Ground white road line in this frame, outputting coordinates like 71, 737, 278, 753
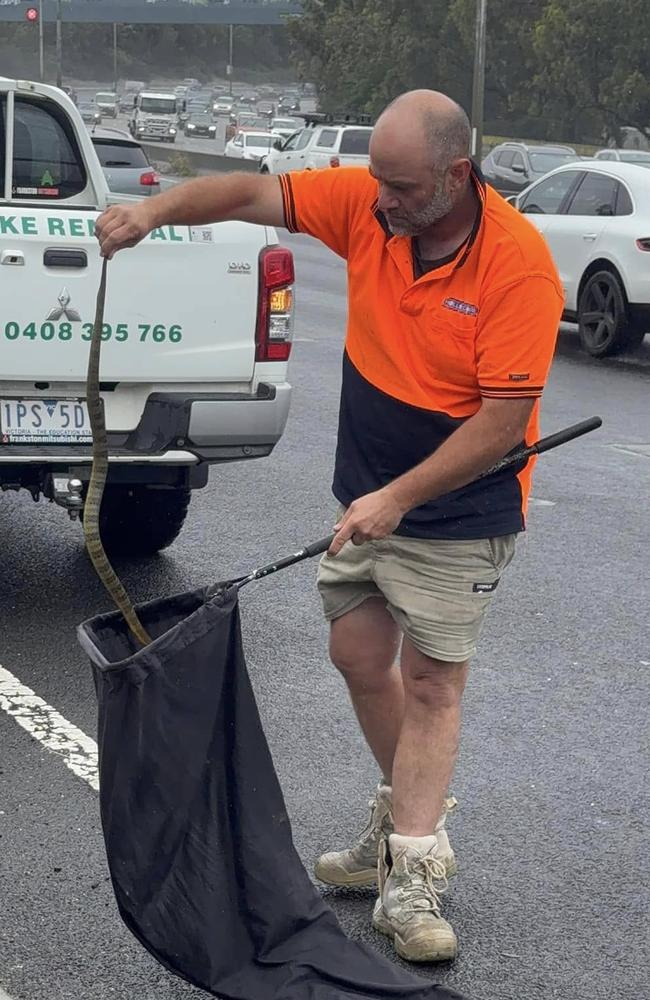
0, 988, 16, 1000
0, 665, 98, 792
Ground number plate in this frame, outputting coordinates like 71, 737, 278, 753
0, 399, 91, 444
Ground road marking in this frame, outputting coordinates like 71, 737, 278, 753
0, 665, 98, 792
610, 443, 650, 459
528, 497, 556, 507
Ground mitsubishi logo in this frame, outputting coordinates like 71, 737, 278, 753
46, 287, 81, 322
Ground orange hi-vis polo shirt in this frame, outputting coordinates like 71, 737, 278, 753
279, 165, 564, 539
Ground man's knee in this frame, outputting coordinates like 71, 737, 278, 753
329, 598, 400, 682
401, 641, 468, 708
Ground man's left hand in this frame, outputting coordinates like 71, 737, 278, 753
328, 489, 405, 557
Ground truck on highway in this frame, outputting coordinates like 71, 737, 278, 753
129, 91, 182, 144
0, 78, 295, 556
95, 91, 119, 119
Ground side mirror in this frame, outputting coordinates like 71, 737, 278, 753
273, 139, 283, 151
133, 97, 138, 109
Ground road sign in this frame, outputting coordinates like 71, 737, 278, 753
25, 6, 38, 22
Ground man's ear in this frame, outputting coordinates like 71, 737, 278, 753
447, 158, 472, 191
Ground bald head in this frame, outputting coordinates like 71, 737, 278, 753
368, 91, 474, 238
372, 90, 471, 173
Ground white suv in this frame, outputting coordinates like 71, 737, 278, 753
512, 160, 650, 357
260, 115, 373, 174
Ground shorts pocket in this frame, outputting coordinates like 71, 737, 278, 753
486, 535, 517, 573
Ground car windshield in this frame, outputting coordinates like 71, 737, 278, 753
245, 134, 273, 149
618, 151, 650, 164
140, 98, 176, 114
93, 140, 149, 169
96, 93, 116, 104
189, 113, 211, 122
273, 119, 300, 130
529, 151, 577, 173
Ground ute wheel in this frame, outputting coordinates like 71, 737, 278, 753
83, 485, 191, 557
578, 269, 647, 357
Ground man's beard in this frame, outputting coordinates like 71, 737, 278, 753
386, 186, 454, 237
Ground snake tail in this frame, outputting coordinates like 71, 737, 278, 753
83, 258, 152, 648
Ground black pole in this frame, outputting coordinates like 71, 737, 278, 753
55, 0, 62, 89
470, 0, 488, 159
38, 0, 44, 81
228, 24, 234, 96
113, 23, 118, 94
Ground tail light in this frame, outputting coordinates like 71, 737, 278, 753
140, 170, 160, 187
256, 247, 295, 362
636, 238, 650, 252
330, 156, 340, 168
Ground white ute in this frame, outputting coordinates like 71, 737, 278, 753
0, 78, 295, 556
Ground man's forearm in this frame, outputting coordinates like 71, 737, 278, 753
385, 403, 529, 515
143, 174, 267, 229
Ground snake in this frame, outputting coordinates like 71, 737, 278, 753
83, 258, 152, 648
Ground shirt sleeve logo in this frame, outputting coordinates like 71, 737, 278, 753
508, 373, 530, 382
443, 297, 478, 317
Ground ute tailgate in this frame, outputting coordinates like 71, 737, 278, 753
0, 207, 261, 383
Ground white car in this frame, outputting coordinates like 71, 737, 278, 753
511, 160, 650, 357
259, 120, 373, 175
594, 149, 650, 168
270, 117, 305, 142
225, 130, 275, 161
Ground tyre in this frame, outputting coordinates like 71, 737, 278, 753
259, 165, 269, 174
84, 485, 191, 557
578, 269, 647, 358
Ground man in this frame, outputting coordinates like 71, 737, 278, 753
96, 90, 563, 965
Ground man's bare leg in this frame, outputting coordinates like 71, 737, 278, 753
329, 598, 403, 782
391, 638, 468, 836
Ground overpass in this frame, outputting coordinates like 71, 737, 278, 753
0, 0, 303, 25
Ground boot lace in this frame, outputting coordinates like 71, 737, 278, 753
358, 797, 382, 848
398, 854, 448, 915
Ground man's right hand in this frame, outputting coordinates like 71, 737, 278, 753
95, 202, 155, 259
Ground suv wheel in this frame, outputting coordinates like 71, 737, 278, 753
83, 485, 191, 557
578, 269, 646, 357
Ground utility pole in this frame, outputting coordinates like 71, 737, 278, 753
470, 0, 488, 160
113, 23, 118, 94
38, 0, 44, 81
228, 23, 233, 96
56, 0, 62, 89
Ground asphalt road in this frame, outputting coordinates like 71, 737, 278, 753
1, 233, 649, 1000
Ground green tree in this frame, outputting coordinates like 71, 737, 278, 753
289, 0, 468, 118
530, 0, 650, 143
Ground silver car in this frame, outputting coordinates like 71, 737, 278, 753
91, 127, 160, 197
79, 101, 102, 127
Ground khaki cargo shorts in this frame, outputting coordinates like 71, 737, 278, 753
317, 527, 516, 663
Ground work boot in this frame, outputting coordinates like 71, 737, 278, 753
314, 785, 457, 887
372, 833, 458, 963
